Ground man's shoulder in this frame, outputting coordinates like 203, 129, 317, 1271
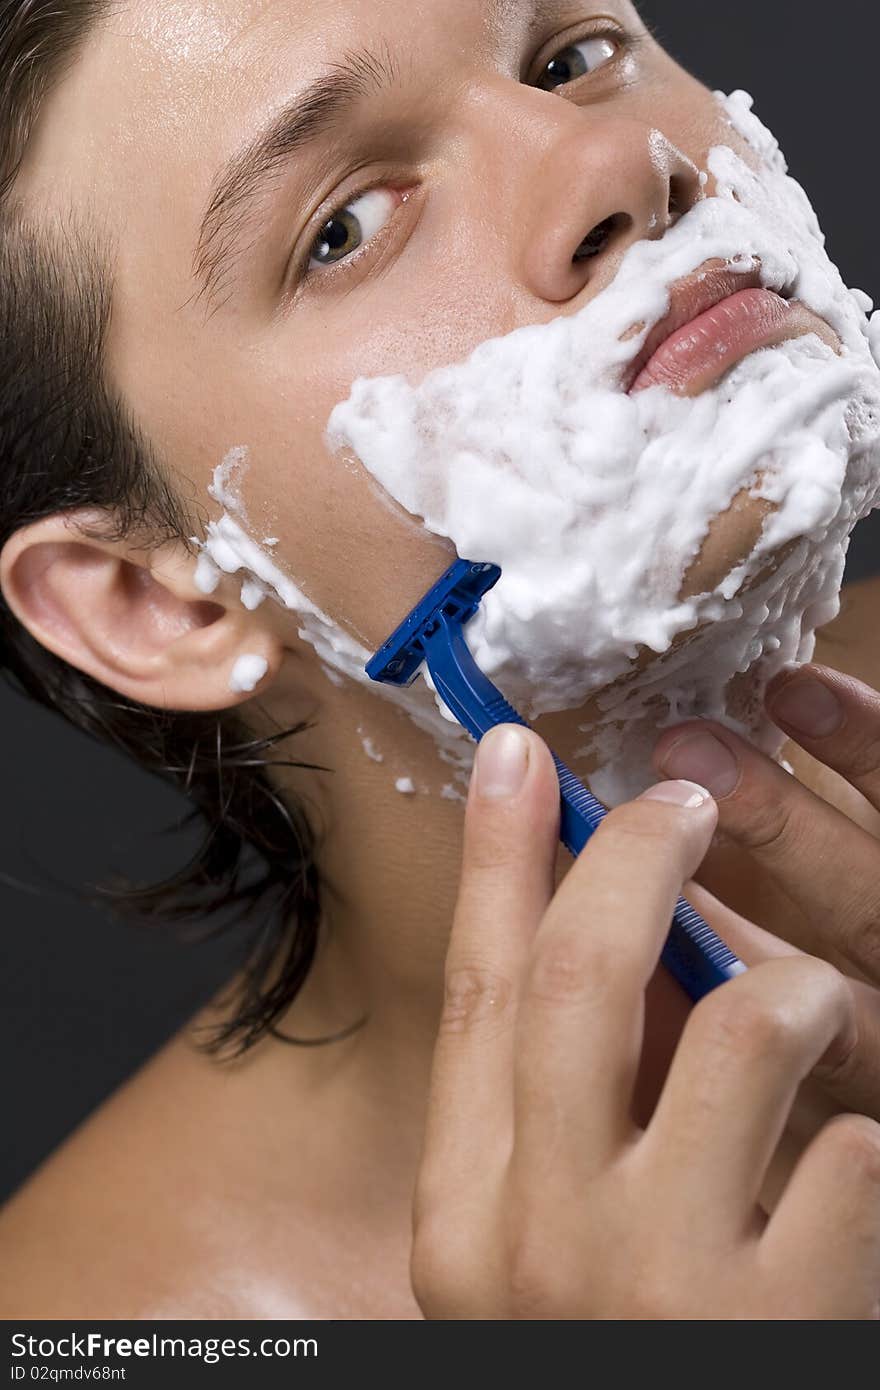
0, 1033, 233, 1317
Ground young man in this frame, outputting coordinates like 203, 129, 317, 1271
1, 0, 879, 1317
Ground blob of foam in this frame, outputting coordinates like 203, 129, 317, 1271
228, 654, 269, 694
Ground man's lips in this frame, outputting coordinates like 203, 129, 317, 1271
623, 264, 836, 397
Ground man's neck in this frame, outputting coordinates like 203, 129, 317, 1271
238, 639, 778, 1080
253, 664, 474, 1059
243, 652, 657, 1060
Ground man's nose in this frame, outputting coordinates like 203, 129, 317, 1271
514, 112, 703, 305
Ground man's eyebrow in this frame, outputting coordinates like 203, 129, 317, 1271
192, 41, 400, 309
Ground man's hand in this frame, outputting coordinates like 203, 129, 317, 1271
411, 725, 880, 1320
654, 663, 880, 1119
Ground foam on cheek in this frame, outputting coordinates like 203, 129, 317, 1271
192, 449, 474, 779
325, 90, 880, 802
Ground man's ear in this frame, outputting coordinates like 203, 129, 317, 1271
0, 509, 284, 711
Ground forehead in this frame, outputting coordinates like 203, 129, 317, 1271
22, 0, 643, 176
16, 0, 643, 284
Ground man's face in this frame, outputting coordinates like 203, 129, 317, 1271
17, 0, 748, 656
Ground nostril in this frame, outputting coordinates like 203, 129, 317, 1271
667, 175, 691, 226
573, 212, 631, 264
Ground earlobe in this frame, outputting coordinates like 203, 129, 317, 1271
0, 511, 282, 712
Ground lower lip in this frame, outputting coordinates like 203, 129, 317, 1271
629, 288, 795, 396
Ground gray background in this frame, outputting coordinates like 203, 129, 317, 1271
1, 0, 878, 1203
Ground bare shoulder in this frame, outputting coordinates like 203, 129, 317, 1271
0, 1031, 255, 1318
0, 1019, 420, 1320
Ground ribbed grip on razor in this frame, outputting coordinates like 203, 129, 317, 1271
553, 754, 740, 999
553, 758, 608, 846
663, 895, 745, 993
463, 686, 740, 997
481, 691, 530, 732
418, 594, 743, 1004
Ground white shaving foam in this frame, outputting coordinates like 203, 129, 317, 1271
325, 91, 880, 802
228, 654, 269, 694
192, 448, 472, 760
358, 729, 385, 763
441, 783, 466, 803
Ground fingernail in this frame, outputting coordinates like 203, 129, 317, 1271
769, 677, 843, 738
659, 731, 740, 800
640, 780, 713, 809
476, 726, 530, 800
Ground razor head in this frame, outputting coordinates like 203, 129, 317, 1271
367, 559, 501, 687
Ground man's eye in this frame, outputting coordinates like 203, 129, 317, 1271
536, 35, 619, 92
309, 188, 398, 270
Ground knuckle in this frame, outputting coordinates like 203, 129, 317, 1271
803, 954, 847, 991
789, 954, 849, 1010
820, 1114, 880, 1186
840, 729, 880, 783
736, 797, 798, 856
439, 964, 514, 1035
528, 931, 606, 1007
844, 902, 880, 967
695, 986, 797, 1060
693, 959, 850, 1064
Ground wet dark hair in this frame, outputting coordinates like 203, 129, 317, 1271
0, 1, 349, 1054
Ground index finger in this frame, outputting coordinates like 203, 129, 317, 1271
513, 783, 719, 1181
416, 726, 560, 1210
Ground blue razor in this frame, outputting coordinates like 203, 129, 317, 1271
367, 558, 745, 1003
